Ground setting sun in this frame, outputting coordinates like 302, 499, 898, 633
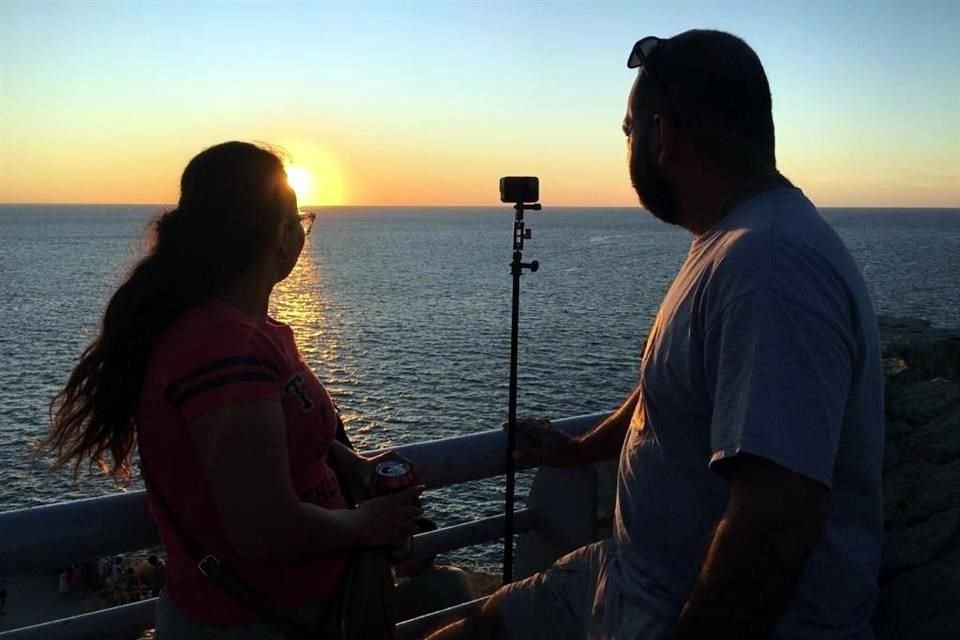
276, 141, 349, 206
285, 165, 313, 204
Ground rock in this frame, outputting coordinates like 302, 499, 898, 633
882, 356, 907, 377
885, 378, 960, 425
877, 316, 936, 343
881, 508, 960, 575
874, 317, 960, 638
884, 458, 960, 528
875, 550, 960, 640
905, 407, 960, 464
462, 570, 501, 599
884, 419, 916, 441
882, 442, 904, 474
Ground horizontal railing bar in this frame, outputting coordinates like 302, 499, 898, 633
397, 596, 488, 640
0, 599, 156, 639
0, 595, 490, 640
0, 491, 158, 575
1, 412, 609, 575
402, 509, 535, 563
386, 412, 608, 489
0, 511, 533, 638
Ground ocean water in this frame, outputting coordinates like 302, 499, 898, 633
2, 204, 959, 569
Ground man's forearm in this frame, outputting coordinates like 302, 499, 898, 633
575, 385, 640, 463
670, 508, 821, 639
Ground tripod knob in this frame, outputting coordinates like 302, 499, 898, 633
523, 260, 539, 273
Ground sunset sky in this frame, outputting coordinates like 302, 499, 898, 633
1, 0, 957, 207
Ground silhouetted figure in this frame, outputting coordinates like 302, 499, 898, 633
58, 568, 69, 595
428, 29, 883, 640
147, 554, 166, 597
394, 518, 473, 619
40, 141, 424, 638
110, 557, 124, 589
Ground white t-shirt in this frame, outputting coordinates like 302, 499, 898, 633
614, 185, 883, 639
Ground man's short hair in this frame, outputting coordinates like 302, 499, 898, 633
636, 30, 776, 170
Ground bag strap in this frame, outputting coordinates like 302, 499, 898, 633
329, 413, 358, 508
138, 450, 321, 640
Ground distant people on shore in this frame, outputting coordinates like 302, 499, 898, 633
394, 518, 473, 619
98, 557, 111, 588
147, 555, 165, 598
86, 555, 162, 605
40, 141, 423, 638
57, 568, 69, 596
111, 557, 124, 588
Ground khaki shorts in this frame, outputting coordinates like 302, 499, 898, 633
499, 540, 671, 640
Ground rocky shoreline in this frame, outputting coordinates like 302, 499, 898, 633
875, 315, 960, 639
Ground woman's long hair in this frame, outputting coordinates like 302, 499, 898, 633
41, 141, 291, 482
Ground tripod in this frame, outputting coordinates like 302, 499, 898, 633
503, 200, 541, 584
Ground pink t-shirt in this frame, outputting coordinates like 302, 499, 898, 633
137, 299, 347, 623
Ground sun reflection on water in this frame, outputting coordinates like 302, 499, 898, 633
270, 251, 335, 364
269, 247, 369, 441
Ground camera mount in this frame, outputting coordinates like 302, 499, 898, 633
502, 185, 541, 585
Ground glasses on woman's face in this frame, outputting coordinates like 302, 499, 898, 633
298, 211, 316, 237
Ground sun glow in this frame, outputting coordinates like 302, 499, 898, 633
285, 165, 313, 204
276, 141, 349, 206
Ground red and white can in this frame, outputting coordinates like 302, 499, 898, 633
374, 460, 418, 558
374, 460, 416, 495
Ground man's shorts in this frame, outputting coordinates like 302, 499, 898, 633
498, 540, 671, 640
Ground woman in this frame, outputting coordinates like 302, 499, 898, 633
42, 141, 423, 637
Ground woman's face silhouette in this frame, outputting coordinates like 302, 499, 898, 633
272, 184, 307, 283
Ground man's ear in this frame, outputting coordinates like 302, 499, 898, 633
653, 114, 674, 167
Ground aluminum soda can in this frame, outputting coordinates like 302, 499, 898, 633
374, 460, 417, 558
374, 460, 415, 495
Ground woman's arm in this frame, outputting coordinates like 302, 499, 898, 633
329, 439, 418, 502
187, 399, 422, 560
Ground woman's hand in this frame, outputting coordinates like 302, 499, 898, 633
346, 485, 425, 547
335, 444, 418, 501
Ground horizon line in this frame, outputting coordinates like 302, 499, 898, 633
2, 202, 959, 209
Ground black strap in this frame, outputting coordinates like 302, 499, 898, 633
138, 451, 321, 640
329, 414, 359, 508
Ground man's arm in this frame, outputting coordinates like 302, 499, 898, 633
575, 384, 641, 463
514, 384, 640, 468
670, 454, 827, 640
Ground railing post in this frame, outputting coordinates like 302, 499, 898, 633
514, 464, 598, 580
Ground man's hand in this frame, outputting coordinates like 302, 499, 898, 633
506, 417, 582, 468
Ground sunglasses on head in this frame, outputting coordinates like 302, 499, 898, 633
627, 36, 680, 125
627, 36, 662, 70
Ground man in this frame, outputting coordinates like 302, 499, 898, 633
427, 29, 883, 640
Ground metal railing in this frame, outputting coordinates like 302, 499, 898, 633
0, 412, 611, 639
